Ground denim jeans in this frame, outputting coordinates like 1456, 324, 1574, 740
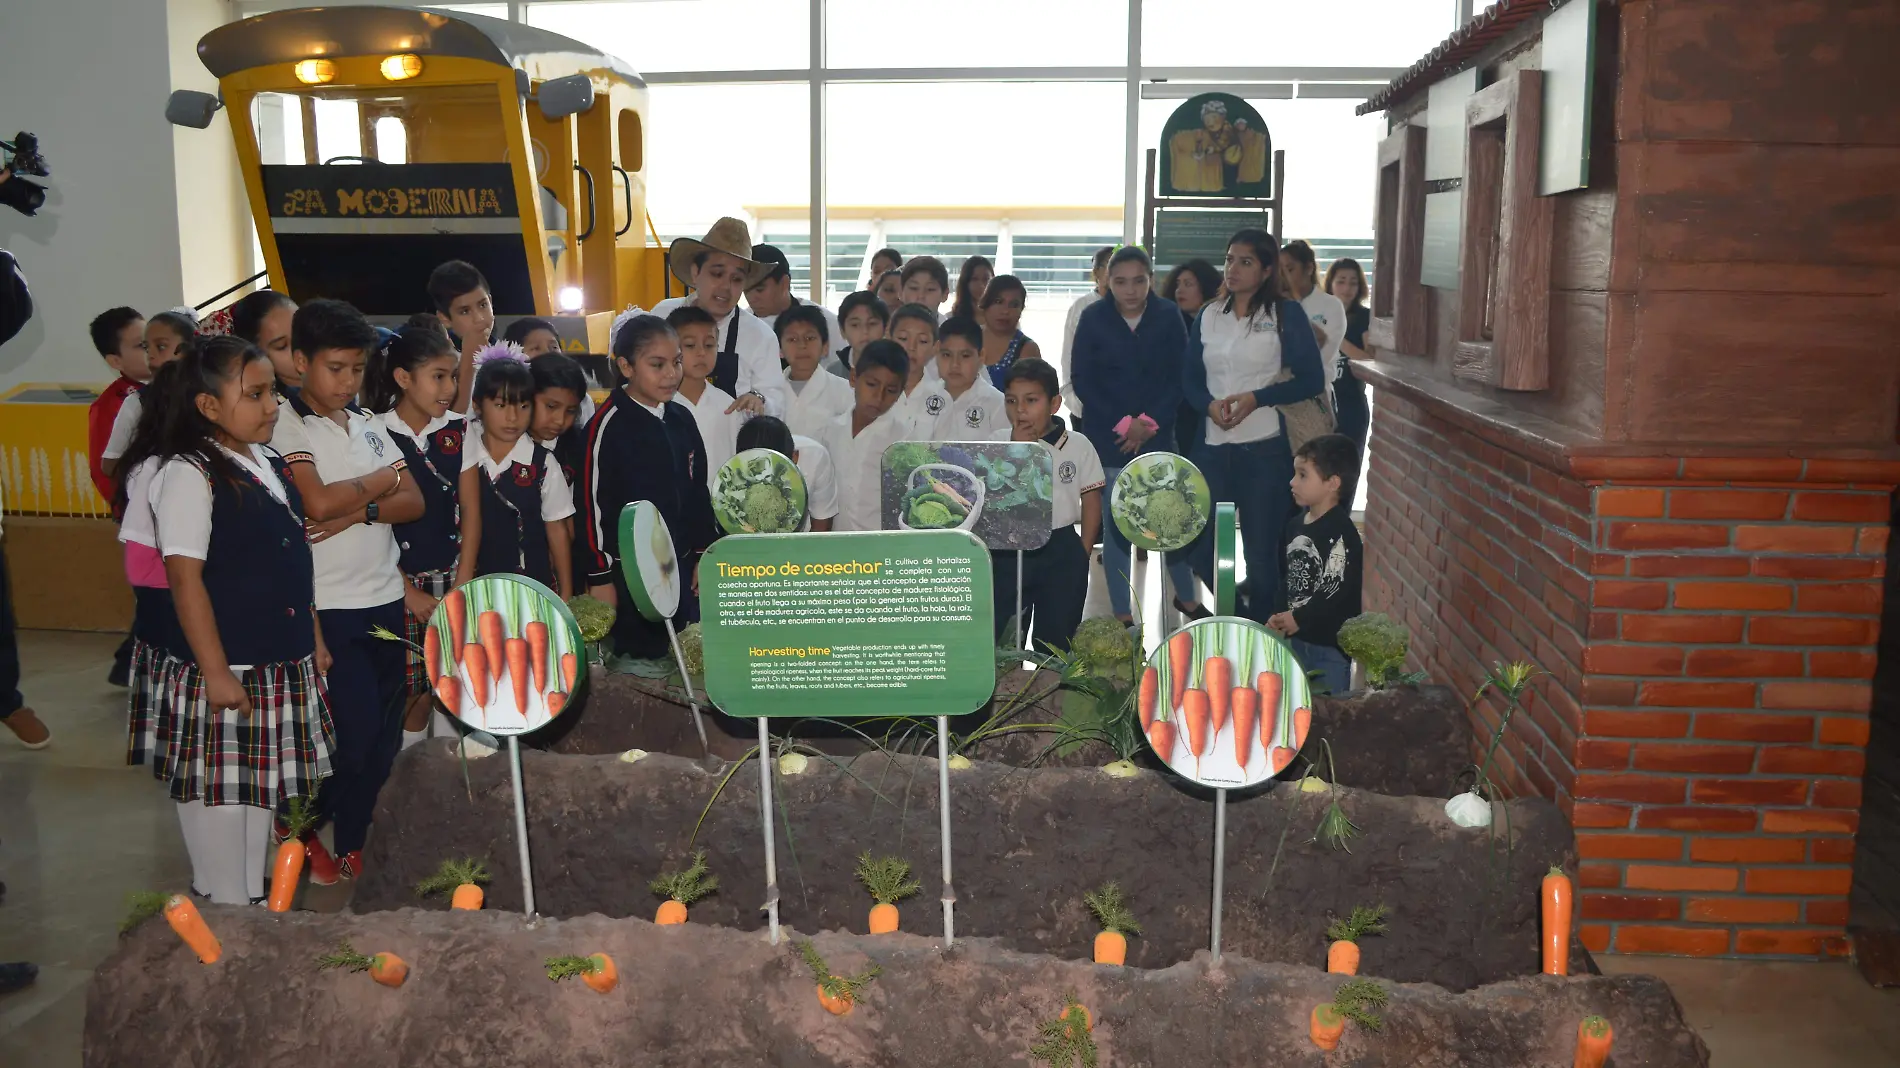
1101, 463, 1201, 619
1290, 637, 1351, 697
1188, 434, 1296, 624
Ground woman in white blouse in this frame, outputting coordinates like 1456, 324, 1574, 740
1181, 229, 1327, 623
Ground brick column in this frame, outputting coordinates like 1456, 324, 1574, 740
1363, 387, 1892, 959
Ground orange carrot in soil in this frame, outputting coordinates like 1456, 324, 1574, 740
1327, 940, 1360, 975
266, 838, 305, 913
1179, 689, 1211, 770
1168, 630, 1193, 709
1138, 665, 1159, 733
164, 895, 221, 964
505, 637, 531, 715
582, 953, 618, 993
655, 900, 688, 925
1310, 1003, 1345, 1050
545, 691, 568, 717
561, 651, 578, 693
424, 622, 441, 682
817, 983, 854, 1015
444, 588, 466, 651
462, 645, 489, 706
451, 884, 484, 910
1063, 1004, 1094, 1032
524, 620, 550, 693
369, 953, 408, 988
1094, 931, 1126, 966
1574, 1015, 1613, 1068
478, 611, 505, 682
435, 675, 460, 712
868, 903, 900, 934
1204, 654, 1233, 748
1543, 866, 1573, 976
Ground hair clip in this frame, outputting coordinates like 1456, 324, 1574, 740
609, 304, 650, 348
474, 340, 526, 368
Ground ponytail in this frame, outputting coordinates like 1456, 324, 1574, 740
115, 336, 268, 509
364, 314, 454, 413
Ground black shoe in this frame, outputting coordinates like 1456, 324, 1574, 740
0, 962, 37, 996
107, 661, 131, 688
1173, 598, 1212, 621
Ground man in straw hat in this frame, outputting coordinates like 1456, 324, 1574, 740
651, 217, 787, 418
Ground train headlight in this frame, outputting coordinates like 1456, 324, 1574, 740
293, 59, 336, 85
558, 287, 585, 312
380, 54, 424, 81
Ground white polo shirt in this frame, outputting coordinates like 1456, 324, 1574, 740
1194, 303, 1286, 447
791, 433, 839, 530
150, 445, 292, 559
909, 374, 1009, 443
649, 296, 788, 418
676, 383, 740, 491
1048, 427, 1106, 530
785, 367, 855, 441
461, 429, 576, 522
101, 389, 143, 461
118, 457, 161, 549
1299, 287, 1348, 383
270, 405, 407, 610
814, 409, 905, 532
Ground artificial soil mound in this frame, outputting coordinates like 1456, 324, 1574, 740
356, 746, 1584, 992
539, 668, 1468, 798
86, 907, 1708, 1068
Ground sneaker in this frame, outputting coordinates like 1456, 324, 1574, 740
338, 851, 364, 881
1, 708, 50, 750
304, 837, 340, 887
0, 962, 37, 996
1173, 598, 1213, 621
106, 661, 131, 688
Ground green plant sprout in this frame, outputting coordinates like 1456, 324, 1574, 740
1464, 660, 1545, 803
316, 941, 377, 973
1329, 978, 1389, 1030
120, 891, 171, 935
1326, 904, 1389, 943
544, 955, 603, 981
280, 787, 322, 842
855, 853, 921, 906
1313, 738, 1361, 852
414, 857, 491, 899
1082, 883, 1142, 936
796, 939, 880, 1000
650, 850, 719, 904
1029, 997, 1099, 1067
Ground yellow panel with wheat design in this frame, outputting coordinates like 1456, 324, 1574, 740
0, 383, 114, 518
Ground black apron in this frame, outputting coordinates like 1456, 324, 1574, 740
711, 311, 741, 398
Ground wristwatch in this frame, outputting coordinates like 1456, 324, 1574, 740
365, 501, 380, 524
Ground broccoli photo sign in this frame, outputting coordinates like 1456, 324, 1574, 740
1110, 452, 1211, 552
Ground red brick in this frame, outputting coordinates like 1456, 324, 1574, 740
1624, 865, 1739, 892
1581, 677, 1640, 706
1733, 525, 1858, 553
1809, 651, 1879, 679
1639, 681, 1756, 708
1614, 925, 1731, 956
1757, 746, 1866, 777
1576, 739, 1633, 770
1811, 840, 1857, 865
1686, 897, 1801, 924
1578, 863, 1621, 889
1630, 555, 1751, 577
1752, 556, 1880, 580
1802, 458, 1900, 482
1579, 923, 1612, 953
1578, 833, 1684, 861
1684, 649, 1805, 678
1588, 611, 1620, 639
1588, 553, 1627, 576
1593, 580, 1671, 611
1693, 714, 1814, 743
1681, 457, 1805, 481
1583, 644, 1684, 676
1606, 522, 1731, 550
1672, 582, 1793, 611
1792, 492, 1891, 523
1735, 929, 1838, 956
1576, 773, 1688, 804
1861, 526, 1890, 555
1583, 894, 1683, 921
1623, 614, 1746, 643
1748, 617, 1878, 646
1598, 487, 1666, 517
1761, 681, 1872, 713
1572, 456, 1682, 480
1669, 490, 1789, 520
1573, 802, 1635, 829
1632, 743, 1756, 774
1806, 899, 1851, 926
1689, 837, 1805, 864
1817, 717, 1872, 746
1796, 583, 1883, 614
1745, 868, 1853, 895
1812, 780, 1863, 809
1585, 710, 1691, 738
1762, 810, 1858, 835
1690, 778, 1810, 805
1636, 807, 1757, 832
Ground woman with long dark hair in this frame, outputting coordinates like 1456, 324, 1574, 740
1323, 257, 1372, 454
951, 254, 994, 320
229, 290, 298, 390
1182, 229, 1325, 622
978, 274, 1043, 389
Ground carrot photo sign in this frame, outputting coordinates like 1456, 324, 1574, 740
425, 574, 585, 738
1142, 616, 1313, 789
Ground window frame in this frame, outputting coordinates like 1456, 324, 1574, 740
1452, 68, 1551, 391
1368, 123, 1427, 356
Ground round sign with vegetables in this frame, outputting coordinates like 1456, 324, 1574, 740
617, 500, 680, 623
1110, 451, 1211, 552
712, 448, 808, 535
1141, 617, 1312, 789
426, 574, 585, 737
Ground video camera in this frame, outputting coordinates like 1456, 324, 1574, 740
1, 132, 49, 217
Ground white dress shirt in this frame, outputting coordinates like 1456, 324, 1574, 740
649, 296, 789, 418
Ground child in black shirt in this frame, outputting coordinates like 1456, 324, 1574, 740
1269, 434, 1362, 694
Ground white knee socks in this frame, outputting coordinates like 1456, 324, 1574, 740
175, 802, 273, 904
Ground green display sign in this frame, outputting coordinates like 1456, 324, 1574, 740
1154, 209, 1270, 270
700, 530, 996, 719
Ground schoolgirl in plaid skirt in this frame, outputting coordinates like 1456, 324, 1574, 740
135, 339, 336, 905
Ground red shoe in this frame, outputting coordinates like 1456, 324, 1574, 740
304, 837, 340, 887
338, 851, 364, 881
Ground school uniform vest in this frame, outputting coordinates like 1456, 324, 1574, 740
389, 420, 465, 574
165, 455, 316, 666
711, 313, 742, 397
475, 443, 555, 588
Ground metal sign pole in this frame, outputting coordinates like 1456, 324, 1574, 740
1015, 550, 1026, 651
1211, 786, 1227, 964
937, 715, 956, 948
507, 735, 535, 917
758, 718, 781, 945
663, 617, 712, 757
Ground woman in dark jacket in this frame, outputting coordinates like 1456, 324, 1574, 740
1072, 246, 1206, 624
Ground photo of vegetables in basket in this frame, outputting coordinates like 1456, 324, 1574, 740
711, 448, 808, 534
424, 574, 586, 737
1109, 451, 1211, 552
880, 441, 1054, 550
1140, 617, 1312, 788
617, 500, 681, 623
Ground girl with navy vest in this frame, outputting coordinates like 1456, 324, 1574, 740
456, 350, 577, 596
366, 317, 467, 747
137, 337, 336, 904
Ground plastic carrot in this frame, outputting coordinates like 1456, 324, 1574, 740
435, 675, 460, 712
478, 611, 505, 682
164, 895, 221, 963
545, 691, 568, 717
525, 620, 550, 693
561, 651, 578, 692
1203, 628, 1233, 752
505, 637, 531, 715
370, 953, 408, 987
1575, 1016, 1613, 1068
1167, 629, 1193, 709
444, 588, 466, 650
1138, 665, 1159, 733
266, 837, 305, 913
463, 644, 489, 707
1543, 867, 1573, 975
424, 622, 441, 682
1310, 1003, 1345, 1051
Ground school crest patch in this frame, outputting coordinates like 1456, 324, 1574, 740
1058, 460, 1077, 484
963, 406, 984, 429
364, 430, 386, 458
436, 428, 462, 455
512, 462, 536, 488
924, 395, 946, 416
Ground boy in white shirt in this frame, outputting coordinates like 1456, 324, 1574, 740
829, 290, 888, 379
913, 315, 1007, 443
667, 305, 740, 487
737, 415, 840, 532
778, 303, 855, 440
814, 340, 909, 532
997, 358, 1102, 652
883, 302, 942, 436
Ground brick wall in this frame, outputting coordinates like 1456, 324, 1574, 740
1364, 388, 1892, 958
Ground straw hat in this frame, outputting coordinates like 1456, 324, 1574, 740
668, 217, 774, 290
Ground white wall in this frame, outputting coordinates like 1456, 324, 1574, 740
170, 0, 255, 313
0, 0, 207, 389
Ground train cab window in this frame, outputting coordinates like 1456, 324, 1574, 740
251, 93, 310, 166
617, 109, 642, 171
372, 116, 409, 164
312, 98, 363, 163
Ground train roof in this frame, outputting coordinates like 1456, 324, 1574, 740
197, 5, 644, 86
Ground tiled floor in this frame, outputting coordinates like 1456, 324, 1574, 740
3, 628, 1900, 1067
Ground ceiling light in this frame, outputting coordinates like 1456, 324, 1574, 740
293, 59, 336, 85
380, 53, 423, 81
